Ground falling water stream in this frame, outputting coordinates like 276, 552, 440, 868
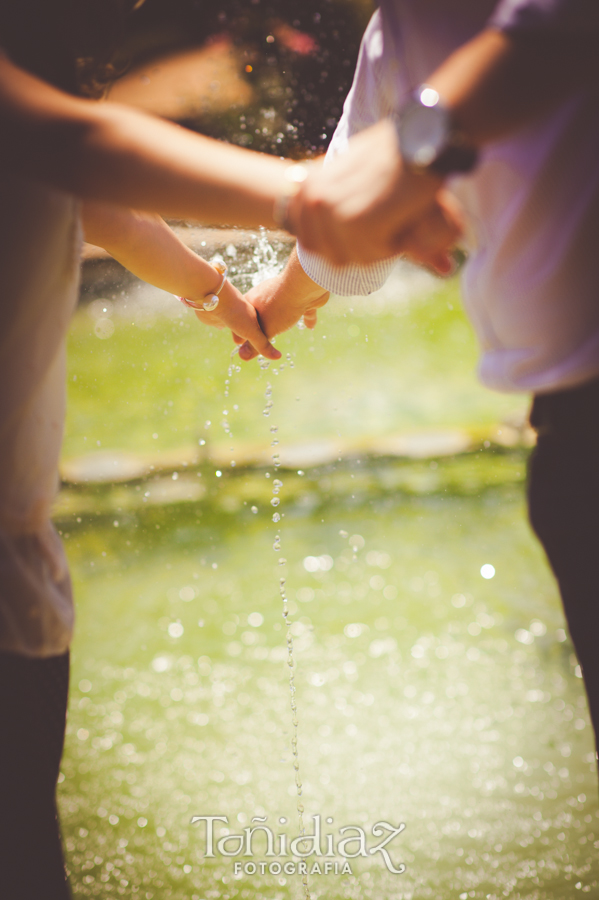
218, 234, 312, 898
262, 360, 312, 900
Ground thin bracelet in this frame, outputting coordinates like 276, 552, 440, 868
273, 163, 309, 232
178, 259, 228, 312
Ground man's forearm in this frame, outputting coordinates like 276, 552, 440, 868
428, 28, 599, 146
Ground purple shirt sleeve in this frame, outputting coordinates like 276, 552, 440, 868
490, 0, 599, 32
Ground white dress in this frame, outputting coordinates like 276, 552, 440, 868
0, 174, 80, 656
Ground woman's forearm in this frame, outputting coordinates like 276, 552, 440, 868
0, 56, 288, 227
81, 202, 224, 301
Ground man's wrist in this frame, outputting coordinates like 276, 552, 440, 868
396, 85, 479, 177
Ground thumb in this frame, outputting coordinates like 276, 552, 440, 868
303, 308, 319, 329
239, 340, 259, 362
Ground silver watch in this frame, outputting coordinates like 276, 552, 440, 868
396, 84, 478, 176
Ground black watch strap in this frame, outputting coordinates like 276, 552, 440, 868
429, 142, 479, 176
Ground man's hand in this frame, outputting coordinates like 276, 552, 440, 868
238, 249, 329, 361
288, 120, 443, 266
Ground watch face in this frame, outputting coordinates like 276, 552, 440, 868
399, 103, 449, 168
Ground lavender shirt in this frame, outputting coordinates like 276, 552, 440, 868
298, 0, 599, 394
491, 0, 599, 32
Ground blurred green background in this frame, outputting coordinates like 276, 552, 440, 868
64, 263, 526, 461
57, 246, 599, 900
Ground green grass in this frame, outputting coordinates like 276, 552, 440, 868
64, 276, 527, 460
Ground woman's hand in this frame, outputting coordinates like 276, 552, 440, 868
395, 190, 465, 275
190, 279, 282, 360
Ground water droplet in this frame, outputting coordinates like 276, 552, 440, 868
271, 497, 280, 507
273, 479, 283, 488
251, 506, 258, 514
279, 557, 287, 566
272, 512, 281, 522
270, 426, 278, 433
273, 540, 281, 551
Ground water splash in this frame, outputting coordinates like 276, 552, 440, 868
250, 229, 283, 288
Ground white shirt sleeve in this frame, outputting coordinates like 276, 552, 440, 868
297, 8, 404, 296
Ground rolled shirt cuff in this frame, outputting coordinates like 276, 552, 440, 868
297, 242, 398, 297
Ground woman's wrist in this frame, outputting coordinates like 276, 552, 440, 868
178, 257, 228, 312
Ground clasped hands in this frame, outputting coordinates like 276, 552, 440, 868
198, 119, 464, 362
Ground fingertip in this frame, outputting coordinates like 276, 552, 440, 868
432, 254, 455, 276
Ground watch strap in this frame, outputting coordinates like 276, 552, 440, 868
428, 142, 479, 176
